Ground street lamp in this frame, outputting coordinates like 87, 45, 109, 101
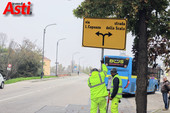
78, 57, 84, 73
72, 52, 79, 73
56, 38, 66, 76
41, 23, 56, 79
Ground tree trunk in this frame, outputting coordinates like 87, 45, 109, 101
135, 8, 148, 113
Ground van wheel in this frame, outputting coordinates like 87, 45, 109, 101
0, 82, 4, 89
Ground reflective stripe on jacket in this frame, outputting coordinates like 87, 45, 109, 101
88, 64, 108, 99
110, 74, 123, 99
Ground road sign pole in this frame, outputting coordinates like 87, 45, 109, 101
102, 35, 105, 46
101, 48, 104, 70
97, 48, 104, 113
6, 70, 9, 80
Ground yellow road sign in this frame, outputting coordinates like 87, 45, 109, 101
83, 18, 127, 50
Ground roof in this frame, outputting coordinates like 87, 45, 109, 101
44, 57, 51, 61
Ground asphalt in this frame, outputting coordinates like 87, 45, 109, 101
0, 74, 90, 113
1, 74, 170, 113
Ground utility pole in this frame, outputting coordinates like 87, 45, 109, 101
41, 23, 56, 79
72, 52, 79, 73
78, 57, 84, 74
56, 38, 66, 76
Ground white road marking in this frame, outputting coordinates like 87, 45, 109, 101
0, 87, 51, 102
0, 91, 34, 102
0, 75, 87, 102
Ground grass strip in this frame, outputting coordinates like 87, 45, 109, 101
5, 76, 57, 84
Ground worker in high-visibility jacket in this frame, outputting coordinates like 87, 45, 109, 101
88, 60, 108, 113
108, 68, 122, 113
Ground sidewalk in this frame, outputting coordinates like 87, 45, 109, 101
152, 109, 170, 113
36, 92, 169, 113
36, 75, 170, 113
36, 104, 170, 113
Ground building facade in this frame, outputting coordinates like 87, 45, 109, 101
44, 57, 51, 76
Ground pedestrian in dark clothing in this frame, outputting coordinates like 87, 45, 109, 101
161, 76, 170, 111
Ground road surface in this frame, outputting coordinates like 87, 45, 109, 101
0, 74, 169, 113
0, 74, 90, 113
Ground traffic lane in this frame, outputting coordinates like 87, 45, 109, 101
0, 75, 89, 102
0, 75, 89, 113
0, 78, 60, 101
0, 75, 90, 113
0, 76, 82, 101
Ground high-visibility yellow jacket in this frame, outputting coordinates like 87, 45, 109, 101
110, 74, 123, 99
88, 64, 108, 99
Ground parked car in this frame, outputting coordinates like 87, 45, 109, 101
0, 73, 5, 89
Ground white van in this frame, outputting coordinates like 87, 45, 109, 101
0, 73, 4, 89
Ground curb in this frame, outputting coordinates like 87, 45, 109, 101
151, 109, 161, 113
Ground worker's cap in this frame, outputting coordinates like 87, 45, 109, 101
90, 68, 99, 73
111, 68, 117, 73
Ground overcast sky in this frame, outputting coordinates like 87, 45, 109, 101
1, 0, 159, 69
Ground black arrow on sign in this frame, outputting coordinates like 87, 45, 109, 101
96, 31, 103, 36
96, 31, 112, 46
